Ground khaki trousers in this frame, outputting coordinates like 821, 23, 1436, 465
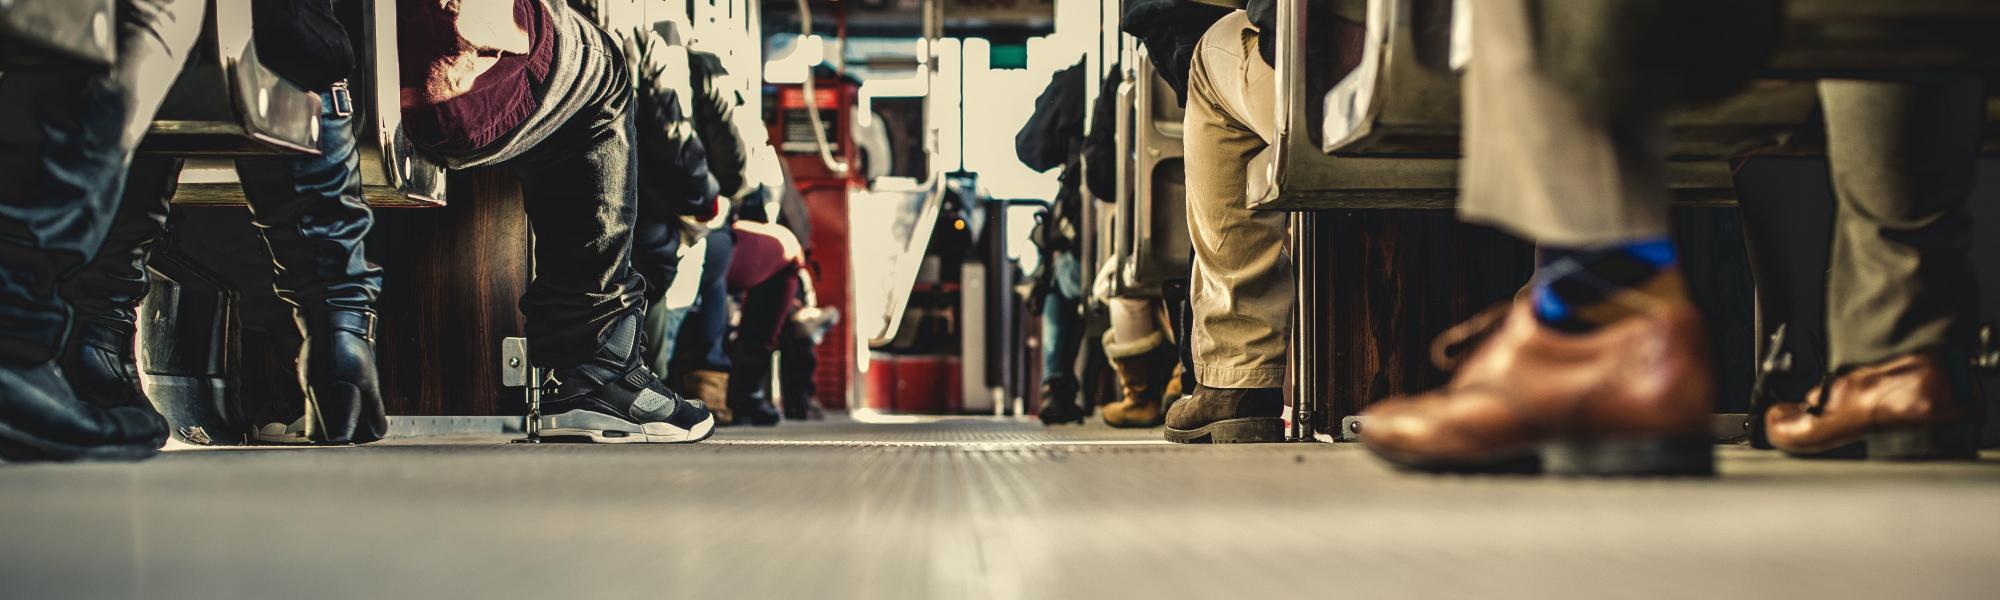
1462, 0, 1984, 369
1184, 12, 1290, 389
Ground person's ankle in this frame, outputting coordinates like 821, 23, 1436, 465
1530, 237, 1686, 332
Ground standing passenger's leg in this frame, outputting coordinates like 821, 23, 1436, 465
672, 226, 735, 424
1036, 260, 1084, 425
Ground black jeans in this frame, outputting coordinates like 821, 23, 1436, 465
64, 92, 381, 336
419, 3, 644, 370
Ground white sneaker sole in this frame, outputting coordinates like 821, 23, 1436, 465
539, 410, 715, 444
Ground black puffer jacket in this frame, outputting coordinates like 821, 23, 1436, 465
622, 22, 721, 221
1121, 0, 1232, 107
1082, 67, 1120, 201
1016, 62, 1087, 174
689, 51, 753, 200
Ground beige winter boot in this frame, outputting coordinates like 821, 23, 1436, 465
1100, 331, 1174, 428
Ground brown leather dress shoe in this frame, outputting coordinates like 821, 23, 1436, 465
1361, 298, 1715, 475
1764, 350, 1981, 460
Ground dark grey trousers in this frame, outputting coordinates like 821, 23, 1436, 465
1462, 0, 1982, 369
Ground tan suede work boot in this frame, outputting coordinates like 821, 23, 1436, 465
681, 370, 732, 426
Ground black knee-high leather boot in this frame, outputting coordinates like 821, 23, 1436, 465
236, 93, 387, 444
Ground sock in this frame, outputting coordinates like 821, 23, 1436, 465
1530, 237, 1680, 332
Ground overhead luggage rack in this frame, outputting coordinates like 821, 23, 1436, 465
159, 0, 446, 208
0, 0, 115, 68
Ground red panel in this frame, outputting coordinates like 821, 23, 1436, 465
802, 184, 851, 409
773, 79, 863, 410
865, 354, 962, 414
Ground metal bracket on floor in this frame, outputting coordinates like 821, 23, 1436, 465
501, 337, 545, 443
1338, 414, 1755, 444
1336, 416, 1366, 442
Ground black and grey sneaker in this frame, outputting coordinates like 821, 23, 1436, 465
536, 312, 715, 443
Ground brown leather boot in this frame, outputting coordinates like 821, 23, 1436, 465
1101, 331, 1171, 428
1165, 386, 1285, 443
682, 370, 732, 426
1765, 350, 1981, 460
1360, 297, 1715, 475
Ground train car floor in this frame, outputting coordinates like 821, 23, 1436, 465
3, 417, 1998, 598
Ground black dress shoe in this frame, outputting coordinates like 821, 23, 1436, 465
0, 361, 165, 461
298, 310, 388, 444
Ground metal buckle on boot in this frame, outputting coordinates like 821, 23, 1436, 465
328, 81, 353, 117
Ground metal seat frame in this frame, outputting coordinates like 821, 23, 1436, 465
1107, 42, 1193, 298
162, 0, 446, 208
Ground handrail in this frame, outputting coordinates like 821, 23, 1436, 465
864, 176, 952, 346
796, 0, 851, 178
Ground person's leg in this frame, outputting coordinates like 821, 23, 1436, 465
0, 0, 206, 461
1108, 297, 1160, 344
1102, 296, 1172, 428
497, 11, 710, 443
1765, 77, 1985, 459
236, 90, 387, 444
1360, 0, 1722, 475
672, 226, 735, 423
1166, 12, 1287, 443
58, 158, 179, 418
644, 232, 705, 376
1036, 276, 1083, 425
778, 308, 823, 421
722, 220, 805, 425
727, 264, 797, 426
1041, 290, 1079, 382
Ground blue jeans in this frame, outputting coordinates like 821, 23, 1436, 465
671, 226, 735, 374
0, 0, 207, 364
1041, 251, 1083, 382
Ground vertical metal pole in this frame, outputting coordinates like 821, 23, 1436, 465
1290, 211, 1318, 442
993, 194, 1015, 416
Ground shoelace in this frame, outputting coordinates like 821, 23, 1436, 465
1429, 303, 1511, 371
1806, 372, 1841, 416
